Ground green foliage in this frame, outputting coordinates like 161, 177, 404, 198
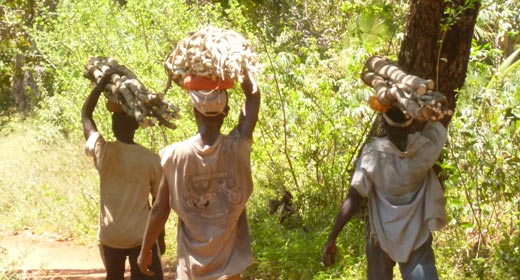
437, 25, 520, 276
0, 1, 31, 110
247, 188, 368, 279
478, 0, 520, 36
439, 9, 520, 278
0, 0, 519, 279
0, 116, 99, 242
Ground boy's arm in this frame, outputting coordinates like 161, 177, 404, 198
138, 174, 171, 275
81, 73, 113, 140
150, 191, 166, 255
421, 121, 448, 147
414, 121, 448, 169
150, 162, 167, 255
322, 187, 363, 267
235, 71, 260, 139
150, 163, 166, 255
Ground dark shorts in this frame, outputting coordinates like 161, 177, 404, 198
100, 242, 163, 280
366, 232, 439, 280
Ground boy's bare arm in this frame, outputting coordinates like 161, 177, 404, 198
322, 187, 363, 267
138, 174, 171, 275
81, 72, 113, 140
236, 71, 260, 139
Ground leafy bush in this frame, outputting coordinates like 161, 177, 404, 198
0, 0, 519, 279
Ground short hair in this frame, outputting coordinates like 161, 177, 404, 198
111, 112, 138, 132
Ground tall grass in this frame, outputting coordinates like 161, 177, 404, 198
0, 114, 98, 242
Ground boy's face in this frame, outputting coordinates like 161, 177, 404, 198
193, 106, 229, 125
189, 90, 228, 117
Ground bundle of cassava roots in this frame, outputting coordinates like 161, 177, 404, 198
164, 26, 259, 91
84, 56, 180, 129
361, 56, 452, 121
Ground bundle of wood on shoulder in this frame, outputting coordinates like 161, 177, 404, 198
84, 56, 180, 129
361, 56, 452, 121
164, 26, 260, 92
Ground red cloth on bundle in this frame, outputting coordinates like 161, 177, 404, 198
183, 74, 235, 90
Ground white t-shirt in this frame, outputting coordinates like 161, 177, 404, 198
160, 131, 253, 280
85, 132, 162, 248
351, 121, 447, 262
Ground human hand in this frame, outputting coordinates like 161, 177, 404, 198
240, 70, 259, 96
322, 240, 337, 267
97, 68, 117, 86
137, 249, 155, 276
99, 66, 127, 85
415, 91, 452, 122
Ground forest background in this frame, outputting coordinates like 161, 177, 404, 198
0, 0, 519, 279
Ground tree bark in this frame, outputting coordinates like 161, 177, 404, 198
398, 0, 481, 126
11, 54, 29, 116
382, 0, 480, 183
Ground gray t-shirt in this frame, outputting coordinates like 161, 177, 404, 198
160, 131, 253, 280
351, 121, 447, 262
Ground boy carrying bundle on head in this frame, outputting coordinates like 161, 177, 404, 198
322, 57, 450, 280
138, 27, 261, 280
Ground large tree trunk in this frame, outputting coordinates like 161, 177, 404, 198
398, 0, 481, 126
366, 1, 481, 181
388, 0, 481, 185
370, 1, 480, 137
11, 54, 29, 116
11, 53, 40, 117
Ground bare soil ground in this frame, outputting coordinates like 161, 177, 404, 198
0, 230, 106, 279
0, 230, 176, 279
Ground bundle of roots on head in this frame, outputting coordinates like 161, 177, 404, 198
83, 56, 181, 130
164, 26, 260, 92
360, 56, 452, 121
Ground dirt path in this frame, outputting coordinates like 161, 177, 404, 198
0, 230, 106, 279
0, 230, 176, 279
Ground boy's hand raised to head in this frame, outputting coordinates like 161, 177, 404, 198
241, 70, 259, 96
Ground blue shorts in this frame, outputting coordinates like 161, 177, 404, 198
366, 232, 439, 280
